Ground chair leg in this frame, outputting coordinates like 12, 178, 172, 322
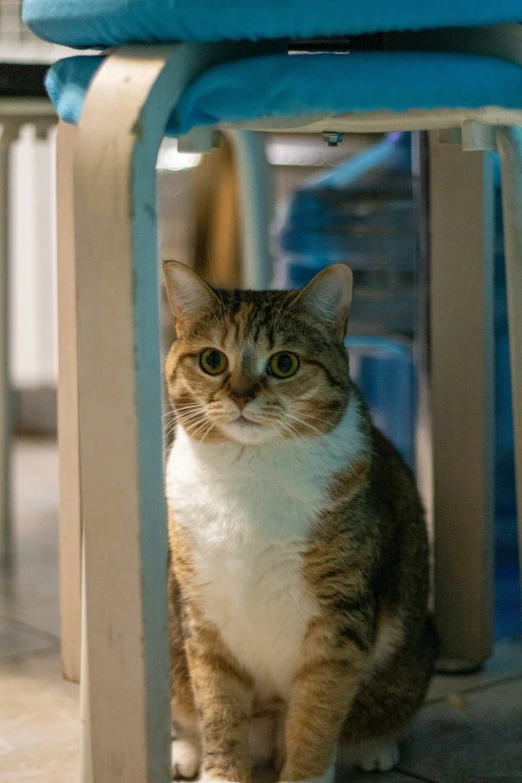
229, 130, 274, 288
79, 530, 92, 783
427, 133, 496, 670
74, 56, 172, 783
0, 134, 11, 566
495, 126, 522, 601
56, 120, 82, 683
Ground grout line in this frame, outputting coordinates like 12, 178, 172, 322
0, 612, 60, 644
425, 671, 522, 706
0, 643, 61, 665
396, 769, 439, 783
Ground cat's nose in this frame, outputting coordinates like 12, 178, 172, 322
229, 390, 255, 411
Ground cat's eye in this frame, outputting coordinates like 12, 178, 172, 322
267, 352, 300, 379
200, 349, 228, 375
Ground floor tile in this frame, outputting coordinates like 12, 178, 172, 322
0, 651, 79, 783
0, 439, 60, 638
0, 615, 57, 658
255, 762, 427, 783
400, 677, 522, 783
427, 638, 522, 704
338, 770, 431, 782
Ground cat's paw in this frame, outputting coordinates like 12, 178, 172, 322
349, 740, 400, 772
171, 738, 200, 780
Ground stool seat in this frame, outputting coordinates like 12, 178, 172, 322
23, 0, 522, 50
47, 51, 522, 136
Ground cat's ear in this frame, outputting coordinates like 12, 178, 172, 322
293, 263, 353, 339
163, 261, 220, 322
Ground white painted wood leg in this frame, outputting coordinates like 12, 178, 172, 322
79, 528, 92, 783
0, 130, 11, 566
428, 133, 495, 670
56, 120, 82, 683
229, 130, 274, 288
73, 43, 265, 783
75, 50, 173, 783
496, 126, 522, 599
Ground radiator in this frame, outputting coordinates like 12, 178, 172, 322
9, 124, 58, 388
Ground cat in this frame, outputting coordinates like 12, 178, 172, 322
163, 260, 438, 783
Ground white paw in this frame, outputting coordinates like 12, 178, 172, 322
171, 738, 200, 780
351, 740, 400, 772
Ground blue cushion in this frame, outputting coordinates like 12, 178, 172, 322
23, 0, 522, 49
46, 51, 522, 136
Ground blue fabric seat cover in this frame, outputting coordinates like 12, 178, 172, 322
46, 51, 522, 137
24, 0, 522, 49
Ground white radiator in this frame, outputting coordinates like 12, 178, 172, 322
9, 124, 58, 388
0, 1, 84, 392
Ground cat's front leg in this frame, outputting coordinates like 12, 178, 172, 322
185, 620, 254, 783
280, 622, 367, 783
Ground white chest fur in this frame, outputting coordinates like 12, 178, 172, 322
166, 403, 366, 701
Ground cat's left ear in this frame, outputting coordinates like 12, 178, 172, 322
292, 263, 353, 339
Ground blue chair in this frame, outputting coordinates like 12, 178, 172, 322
23, 3, 522, 781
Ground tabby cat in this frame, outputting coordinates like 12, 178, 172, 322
164, 261, 437, 783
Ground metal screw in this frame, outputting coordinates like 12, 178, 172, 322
322, 131, 344, 147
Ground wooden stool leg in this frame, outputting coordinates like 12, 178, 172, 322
79, 530, 92, 783
57, 120, 82, 683
427, 133, 496, 670
75, 58, 172, 783
496, 126, 522, 604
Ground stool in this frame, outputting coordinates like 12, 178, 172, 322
24, 3, 522, 780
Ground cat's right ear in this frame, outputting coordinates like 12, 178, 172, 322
163, 261, 220, 322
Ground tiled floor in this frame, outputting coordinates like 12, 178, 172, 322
1, 438, 521, 782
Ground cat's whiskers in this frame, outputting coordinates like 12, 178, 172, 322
174, 402, 206, 413
174, 409, 209, 432
176, 415, 209, 433
196, 419, 217, 445
284, 410, 350, 457
282, 411, 346, 460
174, 403, 210, 419
176, 410, 204, 421
277, 418, 334, 476
186, 412, 219, 441
299, 410, 380, 458
174, 406, 206, 420
296, 410, 347, 429
280, 410, 347, 467
277, 420, 332, 474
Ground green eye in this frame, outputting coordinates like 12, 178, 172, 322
200, 349, 227, 375
267, 352, 300, 379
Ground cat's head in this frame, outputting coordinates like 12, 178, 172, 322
164, 262, 352, 445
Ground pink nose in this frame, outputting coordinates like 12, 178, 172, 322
230, 391, 254, 411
